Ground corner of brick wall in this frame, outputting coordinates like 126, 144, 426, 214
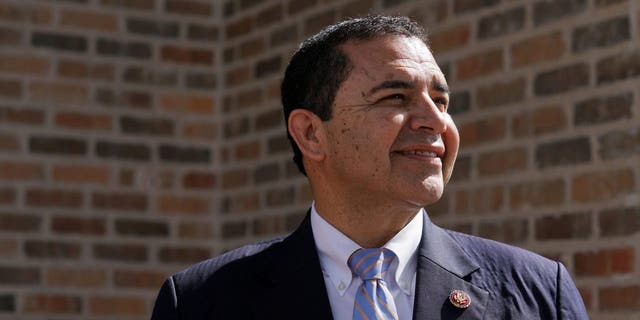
0, 0, 638, 318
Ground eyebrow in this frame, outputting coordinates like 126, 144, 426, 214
366, 79, 450, 97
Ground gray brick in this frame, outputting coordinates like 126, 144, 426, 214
120, 115, 174, 136
158, 145, 211, 163
596, 50, 640, 84
31, 32, 87, 52
29, 136, 87, 156
534, 63, 589, 96
126, 17, 179, 38
96, 140, 151, 161
255, 55, 281, 79
535, 137, 591, 168
533, 0, 587, 26
224, 117, 250, 138
600, 206, 640, 237
115, 219, 169, 237
254, 162, 280, 185
448, 91, 471, 115
478, 6, 526, 40
270, 24, 298, 47
0, 266, 40, 285
185, 72, 217, 89
0, 294, 14, 312
572, 16, 630, 53
96, 38, 152, 59
598, 126, 640, 161
122, 66, 178, 86
187, 24, 219, 42
0, 26, 22, 46
574, 92, 633, 126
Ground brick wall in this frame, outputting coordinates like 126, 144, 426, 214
0, 0, 638, 319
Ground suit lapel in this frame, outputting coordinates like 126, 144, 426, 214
413, 213, 489, 320
251, 213, 334, 320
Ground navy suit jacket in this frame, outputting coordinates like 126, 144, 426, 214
151, 212, 588, 319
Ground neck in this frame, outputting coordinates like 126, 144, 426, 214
312, 186, 420, 248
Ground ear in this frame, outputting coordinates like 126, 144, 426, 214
288, 109, 326, 162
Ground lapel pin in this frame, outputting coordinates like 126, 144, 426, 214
449, 290, 471, 309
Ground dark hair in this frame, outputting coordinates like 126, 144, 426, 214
281, 15, 428, 175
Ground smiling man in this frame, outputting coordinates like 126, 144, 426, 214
151, 16, 588, 320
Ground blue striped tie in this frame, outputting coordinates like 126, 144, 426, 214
348, 248, 399, 320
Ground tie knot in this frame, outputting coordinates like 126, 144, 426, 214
348, 248, 395, 281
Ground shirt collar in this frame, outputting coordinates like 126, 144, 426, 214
310, 202, 423, 296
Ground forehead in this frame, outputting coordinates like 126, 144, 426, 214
340, 35, 445, 87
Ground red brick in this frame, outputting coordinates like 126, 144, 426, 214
157, 195, 209, 214
476, 77, 526, 109
510, 178, 565, 210
60, 9, 118, 32
178, 221, 213, 239
89, 296, 146, 316
51, 216, 106, 235
0, 107, 45, 125
578, 287, 592, 311
235, 87, 264, 111
535, 212, 591, 240
92, 243, 147, 262
0, 187, 15, 205
92, 192, 148, 212
512, 104, 566, 138
239, 36, 265, 59
454, 185, 504, 214
57, 60, 115, 80
0, 239, 17, 258
23, 294, 82, 314
0, 132, 19, 151
26, 188, 83, 208
459, 115, 506, 147
430, 23, 471, 53
158, 246, 210, 263
55, 111, 113, 131
161, 93, 215, 115
165, 0, 212, 17
29, 81, 88, 105
0, 78, 22, 99
100, 0, 155, 10
0, 3, 53, 24
511, 32, 566, 68
183, 171, 216, 189
222, 192, 260, 214
303, 10, 336, 36
288, 0, 317, 14
478, 147, 527, 176
455, 49, 503, 81
234, 140, 261, 161
0, 161, 44, 181
222, 169, 249, 189
0, 213, 41, 232
574, 247, 634, 277
254, 215, 283, 236
0, 265, 40, 285
161, 45, 214, 66
182, 121, 217, 140
225, 66, 251, 87
52, 164, 110, 185
572, 168, 635, 202
0, 54, 49, 75
225, 16, 254, 39
599, 285, 640, 311
114, 269, 166, 288
46, 268, 107, 287
24, 240, 82, 259
478, 218, 528, 243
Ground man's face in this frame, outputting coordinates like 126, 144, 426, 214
320, 35, 458, 207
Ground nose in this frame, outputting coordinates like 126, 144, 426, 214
409, 92, 447, 133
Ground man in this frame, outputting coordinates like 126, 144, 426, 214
151, 16, 588, 319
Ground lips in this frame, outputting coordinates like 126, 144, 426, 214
397, 150, 438, 157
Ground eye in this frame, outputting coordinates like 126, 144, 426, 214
379, 93, 406, 103
433, 97, 448, 111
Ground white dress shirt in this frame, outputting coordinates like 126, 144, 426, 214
310, 202, 423, 320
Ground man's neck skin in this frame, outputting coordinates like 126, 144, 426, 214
311, 181, 421, 248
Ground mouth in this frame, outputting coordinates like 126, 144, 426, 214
392, 145, 444, 164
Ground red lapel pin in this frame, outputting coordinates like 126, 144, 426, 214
449, 289, 471, 309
